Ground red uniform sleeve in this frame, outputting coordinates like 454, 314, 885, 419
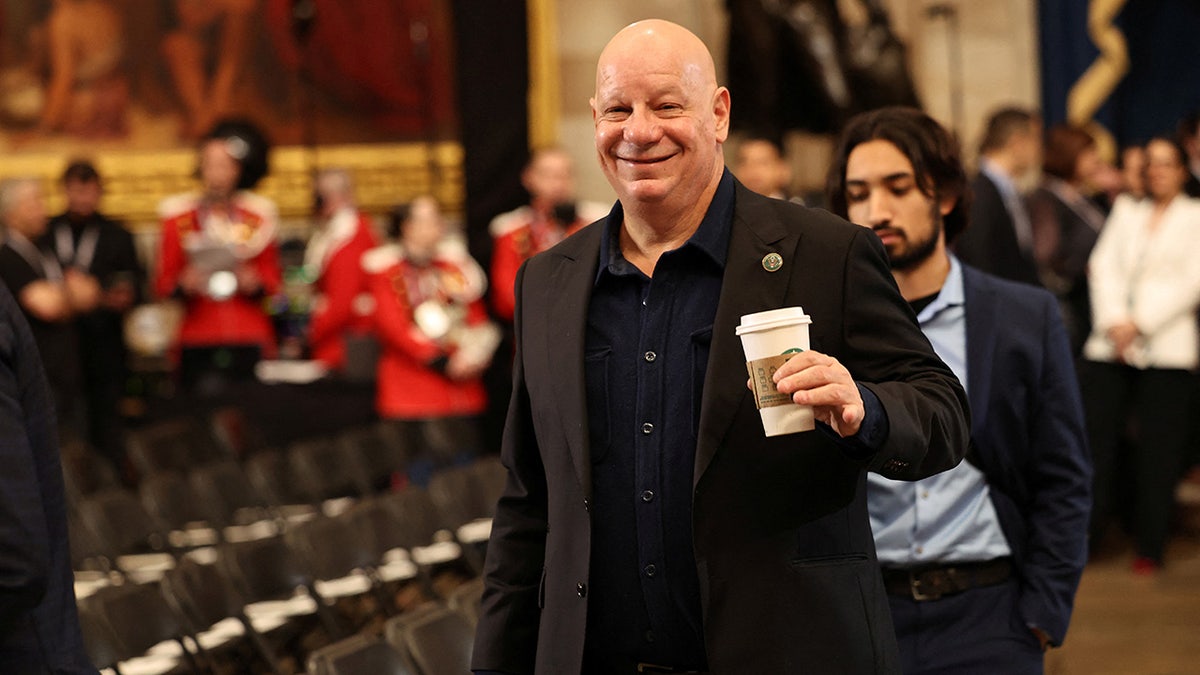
154, 217, 186, 299
371, 265, 443, 364
249, 240, 283, 297
489, 231, 521, 321
309, 226, 377, 345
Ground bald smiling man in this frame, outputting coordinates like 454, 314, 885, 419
472, 20, 970, 675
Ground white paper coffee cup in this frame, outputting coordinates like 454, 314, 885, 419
736, 307, 815, 436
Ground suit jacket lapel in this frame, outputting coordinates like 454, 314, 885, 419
545, 225, 603, 497
962, 265, 995, 436
695, 185, 802, 485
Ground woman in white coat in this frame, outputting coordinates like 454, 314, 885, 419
1083, 136, 1200, 573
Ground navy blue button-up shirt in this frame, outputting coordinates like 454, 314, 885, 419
580, 171, 735, 670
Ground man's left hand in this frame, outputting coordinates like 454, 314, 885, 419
772, 350, 864, 438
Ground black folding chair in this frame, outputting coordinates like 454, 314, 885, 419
289, 438, 366, 506
306, 633, 414, 675
78, 581, 203, 674
384, 603, 475, 675
162, 555, 284, 674
76, 488, 177, 579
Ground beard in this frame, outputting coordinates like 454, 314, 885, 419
880, 205, 943, 271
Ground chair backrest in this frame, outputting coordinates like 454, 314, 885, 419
219, 535, 313, 603
284, 513, 379, 581
427, 465, 483, 528
126, 418, 220, 476
79, 581, 194, 663
307, 634, 414, 675
77, 488, 171, 557
243, 448, 307, 507
289, 438, 363, 503
448, 577, 484, 627
139, 470, 210, 531
61, 441, 121, 506
189, 459, 273, 528
336, 425, 408, 495
162, 556, 244, 631
77, 602, 124, 669
386, 604, 474, 675
470, 455, 506, 519
380, 487, 449, 551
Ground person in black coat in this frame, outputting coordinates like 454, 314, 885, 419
41, 161, 142, 469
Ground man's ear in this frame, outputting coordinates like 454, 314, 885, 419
713, 87, 731, 143
939, 195, 957, 217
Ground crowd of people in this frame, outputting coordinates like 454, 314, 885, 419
2, 15, 1200, 675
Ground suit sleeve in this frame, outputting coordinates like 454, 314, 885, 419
840, 228, 971, 480
0, 288, 51, 626
473, 261, 548, 674
1018, 292, 1091, 646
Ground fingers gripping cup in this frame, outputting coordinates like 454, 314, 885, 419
736, 307, 815, 436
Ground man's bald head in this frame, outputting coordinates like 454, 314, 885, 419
595, 20, 718, 98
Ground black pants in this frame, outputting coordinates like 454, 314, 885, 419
1082, 361, 1194, 562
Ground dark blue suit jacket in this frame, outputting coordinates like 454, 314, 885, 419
961, 264, 1091, 645
0, 284, 94, 673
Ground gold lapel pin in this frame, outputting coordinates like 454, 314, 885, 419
762, 252, 783, 272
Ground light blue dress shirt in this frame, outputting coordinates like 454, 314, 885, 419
868, 257, 1011, 566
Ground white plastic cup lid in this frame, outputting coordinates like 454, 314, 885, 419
735, 307, 812, 336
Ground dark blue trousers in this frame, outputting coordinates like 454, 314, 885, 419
888, 579, 1043, 675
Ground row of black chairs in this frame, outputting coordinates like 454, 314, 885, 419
307, 593, 481, 675
81, 537, 484, 675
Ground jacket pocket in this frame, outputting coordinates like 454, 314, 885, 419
789, 553, 870, 570
584, 347, 612, 463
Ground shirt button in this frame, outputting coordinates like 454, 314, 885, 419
921, 491, 930, 500
644, 351, 657, 362
576, 582, 587, 597
641, 490, 655, 503
645, 630, 656, 642
642, 422, 654, 435
583, 498, 590, 512
915, 546, 924, 555
644, 564, 657, 578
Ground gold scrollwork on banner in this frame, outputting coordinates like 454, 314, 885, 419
0, 142, 464, 231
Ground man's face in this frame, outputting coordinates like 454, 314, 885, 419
7, 183, 47, 238
735, 140, 790, 197
199, 139, 241, 199
522, 151, 576, 206
401, 197, 445, 260
844, 139, 947, 271
64, 179, 102, 217
591, 43, 729, 211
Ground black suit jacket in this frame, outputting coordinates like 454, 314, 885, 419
473, 184, 970, 674
961, 265, 1090, 645
956, 172, 1040, 286
0, 285, 94, 672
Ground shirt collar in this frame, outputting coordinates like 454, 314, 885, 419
595, 169, 735, 284
915, 255, 965, 324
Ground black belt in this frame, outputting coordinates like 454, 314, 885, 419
636, 665, 708, 674
881, 558, 1013, 602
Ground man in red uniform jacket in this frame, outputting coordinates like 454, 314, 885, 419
488, 147, 608, 321
305, 168, 378, 372
155, 121, 282, 372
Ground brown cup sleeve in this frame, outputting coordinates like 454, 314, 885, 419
746, 354, 796, 410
